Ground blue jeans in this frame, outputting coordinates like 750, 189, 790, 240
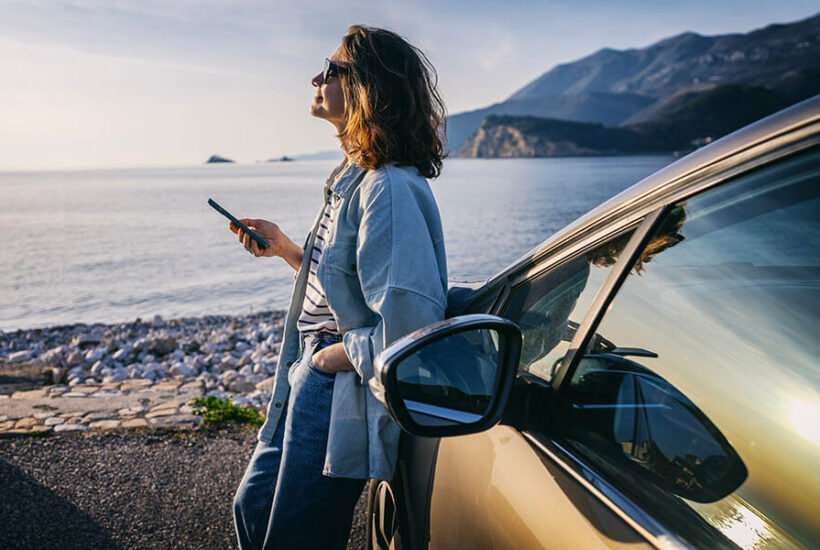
233, 333, 366, 550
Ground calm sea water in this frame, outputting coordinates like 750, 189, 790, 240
0, 156, 673, 331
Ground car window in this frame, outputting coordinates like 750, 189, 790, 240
501, 230, 635, 381
554, 147, 820, 549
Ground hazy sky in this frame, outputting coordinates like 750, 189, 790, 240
1, 0, 818, 170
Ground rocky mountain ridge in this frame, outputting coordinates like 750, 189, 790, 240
449, 12, 820, 154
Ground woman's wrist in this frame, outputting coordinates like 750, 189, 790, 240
279, 239, 304, 271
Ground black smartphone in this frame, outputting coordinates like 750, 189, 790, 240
207, 198, 270, 249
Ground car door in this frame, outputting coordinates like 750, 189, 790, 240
427, 224, 657, 549
428, 144, 820, 549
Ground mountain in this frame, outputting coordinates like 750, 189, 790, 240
447, 12, 820, 153
457, 84, 792, 158
508, 13, 820, 100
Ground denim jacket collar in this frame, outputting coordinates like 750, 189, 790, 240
329, 162, 366, 198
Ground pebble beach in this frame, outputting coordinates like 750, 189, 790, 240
0, 311, 286, 434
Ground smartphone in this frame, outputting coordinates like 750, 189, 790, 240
207, 198, 270, 249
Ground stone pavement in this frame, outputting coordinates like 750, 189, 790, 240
0, 379, 208, 435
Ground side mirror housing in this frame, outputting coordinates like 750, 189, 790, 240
372, 315, 522, 438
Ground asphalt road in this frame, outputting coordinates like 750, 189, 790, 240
0, 425, 367, 549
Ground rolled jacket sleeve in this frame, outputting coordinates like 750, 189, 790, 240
342, 167, 447, 387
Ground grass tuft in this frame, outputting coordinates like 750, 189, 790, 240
189, 395, 264, 427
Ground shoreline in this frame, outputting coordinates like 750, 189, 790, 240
0, 311, 287, 434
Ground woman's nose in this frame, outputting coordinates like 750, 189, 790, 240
311, 72, 323, 87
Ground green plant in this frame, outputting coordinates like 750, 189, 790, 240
189, 395, 264, 427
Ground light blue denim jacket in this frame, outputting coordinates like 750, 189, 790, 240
258, 161, 448, 480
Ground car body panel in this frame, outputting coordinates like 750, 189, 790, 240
429, 427, 652, 550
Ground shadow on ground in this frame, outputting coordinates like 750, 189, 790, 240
0, 457, 121, 549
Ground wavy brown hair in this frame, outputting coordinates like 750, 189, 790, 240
338, 25, 447, 179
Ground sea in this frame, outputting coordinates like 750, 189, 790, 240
0, 156, 674, 332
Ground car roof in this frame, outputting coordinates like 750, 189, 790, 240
490, 93, 820, 285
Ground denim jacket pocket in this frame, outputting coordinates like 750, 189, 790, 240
320, 239, 357, 276
318, 251, 372, 330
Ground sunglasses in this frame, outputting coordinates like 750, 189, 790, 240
322, 58, 348, 84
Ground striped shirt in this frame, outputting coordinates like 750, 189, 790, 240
297, 196, 341, 336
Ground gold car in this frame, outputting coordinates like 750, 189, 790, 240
368, 95, 820, 549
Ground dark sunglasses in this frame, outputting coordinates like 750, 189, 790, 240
322, 58, 348, 83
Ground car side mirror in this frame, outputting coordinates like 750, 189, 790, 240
372, 315, 522, 437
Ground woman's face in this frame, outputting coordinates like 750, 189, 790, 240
310, 45, 347, 130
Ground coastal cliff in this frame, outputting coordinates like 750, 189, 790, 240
456, 84, 792, 158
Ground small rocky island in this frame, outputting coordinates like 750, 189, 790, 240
205, 154, 235, 164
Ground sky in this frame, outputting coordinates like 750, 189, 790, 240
1, 0, 818, 171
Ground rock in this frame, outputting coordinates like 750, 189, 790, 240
148, 414, 200, 426
255, 376, 276, 392
44, 417, 66, 426
85, 349, 104, 363
133, 337, 151, 352
48, 366, 67, 384
39, 347, 64, 364
179, 380, 205, 394
89, 419, 121, 429
152, 314, 164, 327
200, 342, 217, 355
94, 390, 124, 399
230, 395, 251, 407
12, 389, 48, 399
121, 418, 148, 428
121, 379, 153, 391
154, 380, 182, 391
65, 351, 84, 367
63, 392, 89, 398
102, 370, 129, 383
54, 423, 88, 433
118, 406, 145, 417
84, 411, 117, 421
7, 350, 34, 363
171, 363, 196, 377
145, 408, 178, 419
90, 361, 106, 375
27, 425, 52, 433
111, 348, 131, 361
33, 411, 57, 420
14, 417, 38, 429
151, 337, 178, 356
71, 334, 101, 348
227, 378, 256, 394
148, 401, 181, 413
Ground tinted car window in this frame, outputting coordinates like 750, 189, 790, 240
555, 148, 820, 548
501, 230, 634, 381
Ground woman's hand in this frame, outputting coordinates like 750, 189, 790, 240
311, 343, 355, 373
229, 218, 304, 271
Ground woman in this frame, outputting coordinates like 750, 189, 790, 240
230, 25, 448, 550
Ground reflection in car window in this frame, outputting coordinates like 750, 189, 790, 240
501, 230, 635, 381
559, 148, 820, 549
